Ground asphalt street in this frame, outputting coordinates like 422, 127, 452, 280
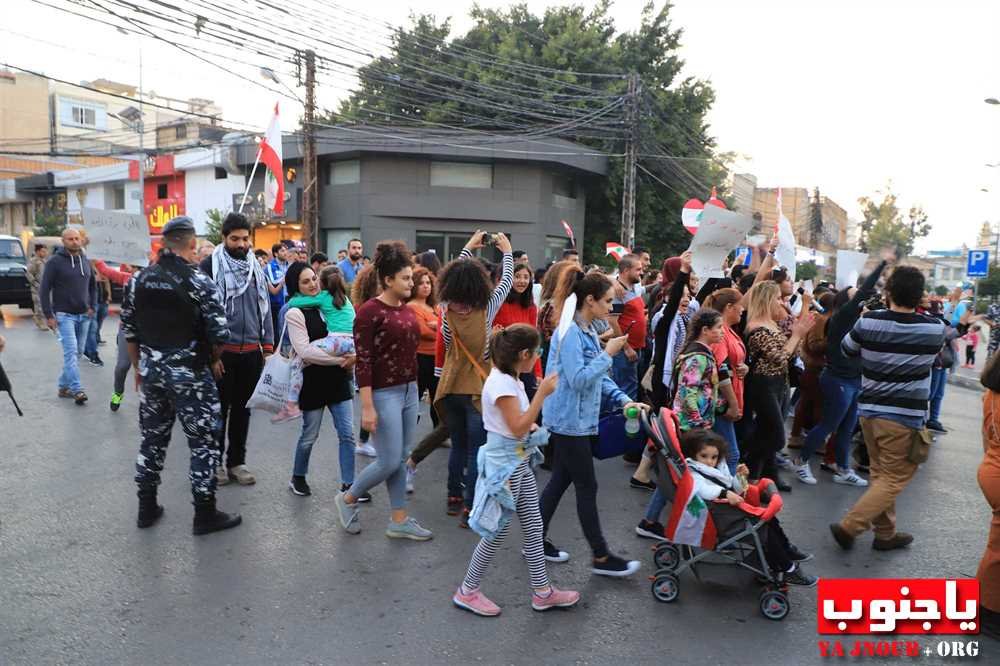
0, 306, 995, 665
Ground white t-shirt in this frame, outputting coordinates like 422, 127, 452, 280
482, 367, 529, 439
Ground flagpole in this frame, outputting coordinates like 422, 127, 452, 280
239, 145, 263, 214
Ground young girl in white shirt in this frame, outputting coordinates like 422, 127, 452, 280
453, 323, 580, 616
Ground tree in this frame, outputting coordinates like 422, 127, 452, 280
977, 263, 1000, 299
857, 187, 931, 256
795, 260, 819, 282
331, 2, 723, 263
204, 208, 224, 245
33, 209, 65, 237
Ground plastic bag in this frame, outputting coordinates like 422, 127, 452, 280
246, 352, 292, 413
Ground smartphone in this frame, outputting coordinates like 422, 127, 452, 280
611, 302, 625, 316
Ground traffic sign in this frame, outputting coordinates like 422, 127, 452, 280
967, 249, 990, 278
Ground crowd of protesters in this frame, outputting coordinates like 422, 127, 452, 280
21, 216, 1000, 633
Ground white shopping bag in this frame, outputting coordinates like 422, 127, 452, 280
246, 324, 293, 413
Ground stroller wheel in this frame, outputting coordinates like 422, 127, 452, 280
759, 590, 790, 620
651, 573, 680, 603
652, 543, 680, 571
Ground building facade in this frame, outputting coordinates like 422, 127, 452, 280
236, 129, 607, 267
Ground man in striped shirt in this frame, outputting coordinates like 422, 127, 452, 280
830, 265, 945, 552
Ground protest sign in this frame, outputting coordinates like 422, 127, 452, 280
82, 207, 151, 267
689, 206, 754, 278
836, 249, 868, 289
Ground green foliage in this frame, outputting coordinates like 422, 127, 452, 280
33, 209, 65, 237
976, 263, 1000, 299
204, 208, 224, 245
857, 187, 930, 256
331, 2, 723, 264
795, 260, 819, 282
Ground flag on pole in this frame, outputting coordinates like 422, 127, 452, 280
605, 242, 629, 260
260, 103, 284, 215
561, 220, 575, 247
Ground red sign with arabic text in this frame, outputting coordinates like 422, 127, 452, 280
817, 579, 979, 635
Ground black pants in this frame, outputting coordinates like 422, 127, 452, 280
744, 374, 789, 481
709, 504, 793, 573
967, 345, 976, 365
416, 353, 439, 427
217, 350, 263, 469
539, 432, 609, 558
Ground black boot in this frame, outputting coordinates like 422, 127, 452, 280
192, 495, 242, 535
137, 487, 164, 528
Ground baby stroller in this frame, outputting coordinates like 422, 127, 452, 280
641, 408, 791, 621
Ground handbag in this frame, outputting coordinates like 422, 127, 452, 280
593, 412, 647, 459
246, 322, 293, 413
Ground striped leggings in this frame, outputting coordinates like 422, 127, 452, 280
462, 460, 549, 590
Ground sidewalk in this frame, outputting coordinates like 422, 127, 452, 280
949, 332, 987, 391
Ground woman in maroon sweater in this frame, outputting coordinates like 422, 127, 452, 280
334, 241, 432, 541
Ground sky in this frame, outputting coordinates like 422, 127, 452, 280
3, 0, 999, 254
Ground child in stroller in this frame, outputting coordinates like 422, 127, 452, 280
682, 429, 818, 587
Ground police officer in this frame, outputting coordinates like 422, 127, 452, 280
120, 216, 242, 535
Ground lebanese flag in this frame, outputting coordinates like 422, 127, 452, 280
561, 220, 576, 247
705, 186, 727, 210
260, 102, 284, 215
666, 470, 717, 549
606, 242, 629, 260
681, 198, 703, 235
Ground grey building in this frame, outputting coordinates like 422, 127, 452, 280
235, 127, 608, 266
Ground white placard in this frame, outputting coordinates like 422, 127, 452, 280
836, 249, 868, 289
82, 207, 151, 267
689, 206, 755, 278
775, 215, 797, 281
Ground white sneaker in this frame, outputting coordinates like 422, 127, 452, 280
794, 460, 817, 485
405, 466, 416, 494
833, 468, 869, 487
775, 451, 793, 470
356, 443, 377, 458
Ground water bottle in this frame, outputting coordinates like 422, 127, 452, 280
624, 405, 641, 437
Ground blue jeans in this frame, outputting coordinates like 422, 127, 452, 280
84, 302, 109, 356
293, 399, 355, 484
350, 382, 418, 511
55, 312, 89, 392
928, 367, 947, 424
610, 352, 639, 401
712, 417, 740, 474
800, 371, 861, 469
645, 487, 667, 523
443, 394, 488, 510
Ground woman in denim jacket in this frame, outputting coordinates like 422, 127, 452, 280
539, 269, 646, 577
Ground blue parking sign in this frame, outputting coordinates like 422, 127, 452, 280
967, 249, 990, 278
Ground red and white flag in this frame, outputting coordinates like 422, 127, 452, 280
681, 198, 703, 235
561, 220, 575, 247
260, 102, 284, 215
605, 242, 629, 260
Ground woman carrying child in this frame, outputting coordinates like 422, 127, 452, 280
452, 324, 579, 616
283, 264, 359, 499
681, 429, 818, 586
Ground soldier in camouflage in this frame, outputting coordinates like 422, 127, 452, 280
120, 216, 242, 535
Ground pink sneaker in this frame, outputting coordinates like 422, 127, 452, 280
452, 587, 501, 617
531, 586, 580, 612
271, 404, 302, 424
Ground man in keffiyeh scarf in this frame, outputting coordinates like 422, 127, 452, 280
198, 212, 274, 487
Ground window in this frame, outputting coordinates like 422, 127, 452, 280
73, 106, 96, 127
325, 229, 362, 259
430, 161, 492, 189
215, 167, 227, 180
552, 173, 575, 199
113, 186, 125, 210
330, 160, 360, 185
156, 183, 168, 199
60, 98, 106, 130
175, 125, 188, 140
545, 235, 573, 263
0, 239, 26, 260
416, 231, 507, 263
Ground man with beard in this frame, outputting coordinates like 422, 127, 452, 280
337, 238, 364, 285
199, 212, 274, 486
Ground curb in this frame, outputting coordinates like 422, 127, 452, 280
948, 373, 983, 392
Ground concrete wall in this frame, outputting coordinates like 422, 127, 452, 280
0, 72, 49, 145
318, 155, 585, 266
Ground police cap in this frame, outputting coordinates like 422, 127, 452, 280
162, 215, 196, 236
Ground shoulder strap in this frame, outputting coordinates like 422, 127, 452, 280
447, 313, 488, 381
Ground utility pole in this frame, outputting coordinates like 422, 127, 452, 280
301, 49, 319, 251
620, 73, 639, 249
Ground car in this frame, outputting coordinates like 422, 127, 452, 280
0, 235, 32, 310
